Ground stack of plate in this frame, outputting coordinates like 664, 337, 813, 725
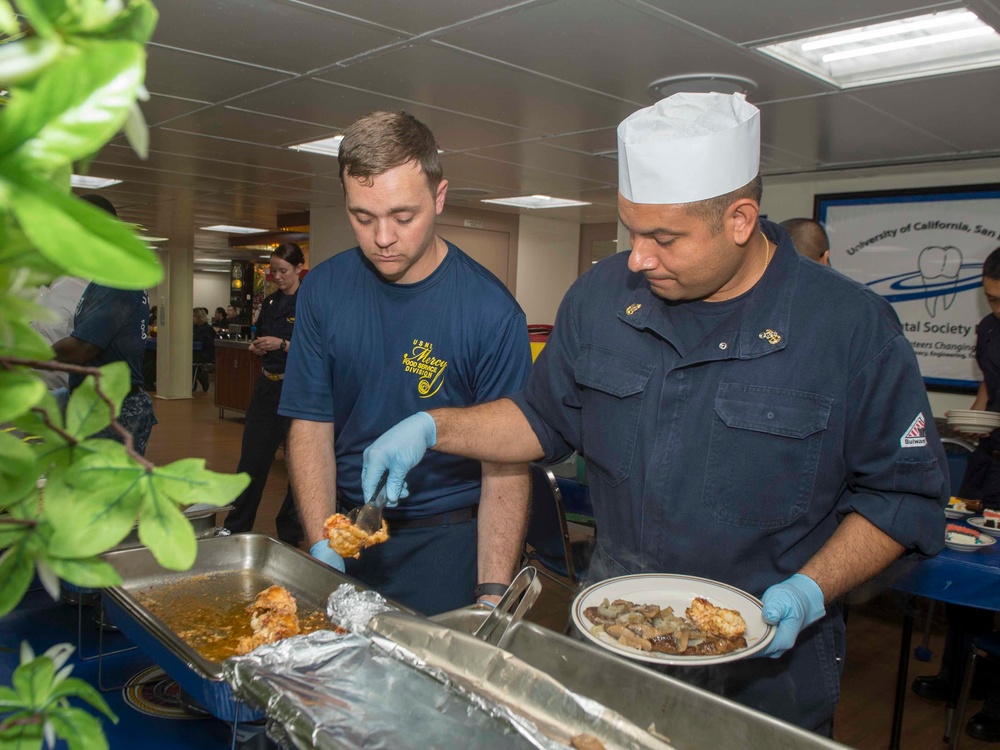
946, 409, 1000, 434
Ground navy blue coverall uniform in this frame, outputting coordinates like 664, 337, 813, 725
227, 289, 303, 543
511, 219, 948, 731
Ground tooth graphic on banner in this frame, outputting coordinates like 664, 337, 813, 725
917, 245, 962, 317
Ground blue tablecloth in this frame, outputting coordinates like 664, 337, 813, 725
0, 588, 235, 749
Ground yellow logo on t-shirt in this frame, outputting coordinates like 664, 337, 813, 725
403, 340, 448, 398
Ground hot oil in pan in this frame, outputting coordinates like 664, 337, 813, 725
133, 570, 330, 663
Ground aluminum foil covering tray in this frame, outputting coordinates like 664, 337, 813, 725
225, 629, 541, 750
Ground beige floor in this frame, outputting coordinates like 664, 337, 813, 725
146, 385, 997, 750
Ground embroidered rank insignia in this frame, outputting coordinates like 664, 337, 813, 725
758, 329, 782, 345
626, 303, 642, 316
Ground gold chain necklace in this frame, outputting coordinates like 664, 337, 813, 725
759, 229, 771, 274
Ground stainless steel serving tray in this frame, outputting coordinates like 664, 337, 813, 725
102, 533, 352, 723
431, 608, 850, 750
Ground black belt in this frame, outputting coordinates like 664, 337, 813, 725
338, 503, 477, 530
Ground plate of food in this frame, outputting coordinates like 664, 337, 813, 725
945, 497, 980, 519
571, 574, 775, 666
967, 511, 1000, 537
945, 524, 997, 552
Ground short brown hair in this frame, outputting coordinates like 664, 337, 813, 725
338, 111, 443, 192
685, 174, 763, 235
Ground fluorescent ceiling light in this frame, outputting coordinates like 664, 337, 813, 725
142, 236, 168, 243
196, 268, 230, 273
756, 8, 1000, 88
194, 258, 232, 263
289, 135, 343, 157
201, 224, 268, 234
71, 174, 122, 189
481, 195, 591, 209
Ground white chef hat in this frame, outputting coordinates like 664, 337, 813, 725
617, 92, 760, 205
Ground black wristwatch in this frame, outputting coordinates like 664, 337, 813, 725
473, 582, 509, 599
279, 339, 287, 351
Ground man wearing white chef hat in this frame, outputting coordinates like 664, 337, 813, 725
360, 92, 949, 734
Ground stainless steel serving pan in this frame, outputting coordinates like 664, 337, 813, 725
431, 607, 850, 750
101, 533, 352, 723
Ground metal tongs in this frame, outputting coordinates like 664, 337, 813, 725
349, 470, 390, 534
473, 566, 542, 650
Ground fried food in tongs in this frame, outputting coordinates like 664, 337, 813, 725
322, 513, 389, 559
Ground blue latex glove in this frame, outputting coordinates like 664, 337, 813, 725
362, 412, 437, 507
760, 573, 825, 658
309, 540, 345, 572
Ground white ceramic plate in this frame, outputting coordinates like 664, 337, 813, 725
966, 517, 1000, 538
571, 574, 775, 666
944, 531, 996, 552
945, 508, 977, 519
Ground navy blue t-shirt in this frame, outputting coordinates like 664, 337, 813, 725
69, 283, 149, 389
973, 312, 1000, 446
279, 242, 532, 516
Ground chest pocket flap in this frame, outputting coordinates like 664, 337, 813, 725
715, 383, 832, 439
574, 346, 654, 486
575, 346, 653, 398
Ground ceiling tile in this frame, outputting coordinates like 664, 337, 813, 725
632, 0, 967, 44
316, 43, 639, 134
759, 94, 957, 167
469, 142, 619, 184
151, 0, 404, 73
145, 45, 293, 103
288, 0, 531, 34
95, 143, 311, 185
231, 78, 539, 150
849, 68, 1000, 153
159, 108, 337, 147
439, 0, 833, 105
441, 153, 614, 197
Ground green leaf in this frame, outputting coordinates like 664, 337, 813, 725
0, 0, 19, 36
7, 170, 162, 288
151, 458, 250, 507
46, 706, 107, 750
79, 0, 158, 43
0, 315, 53, 360
0, 542, 36, 617
65, 362, 130, 440
122, 100, 148, 159
0, 685, 23, 709
0, 37, 62, 86
11, 656, 54, 710
46, 448, 142, 557
11, 388, 64, 443
42, 555, 121, 589
47, 678, 116, 721
0, 41, 143, 168
0, 430, 37, 503
0, 712, 44, 750
137, 491, 196, 570
0, 370, 47, 422
16, 0, 58, 38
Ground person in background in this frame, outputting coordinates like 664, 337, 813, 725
212, 306, 228, 331
225, 243, 305, 545
31, 194, 115, 389
192, 308, 216, 392
226, 304, 248, 326
911, 245, 1000, 742
52, 196, 157, 454
780, 217, 830, 266
361, 93, 948, 732
280, 110, 532, 615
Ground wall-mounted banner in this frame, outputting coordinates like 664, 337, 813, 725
816, 184, 1000, 389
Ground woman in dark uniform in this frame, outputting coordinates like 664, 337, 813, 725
225, 243, 305, 544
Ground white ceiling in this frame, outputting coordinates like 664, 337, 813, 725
81, 0, 1000, 258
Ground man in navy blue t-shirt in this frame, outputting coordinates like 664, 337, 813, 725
52, 197, 156, 455
279, 111, 532, 615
